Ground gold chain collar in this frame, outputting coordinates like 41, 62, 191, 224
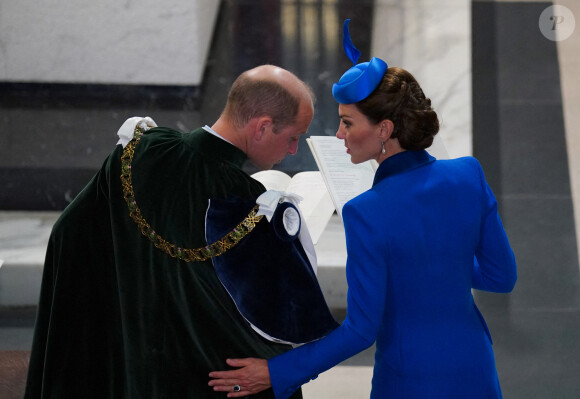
120, 127, 263, 262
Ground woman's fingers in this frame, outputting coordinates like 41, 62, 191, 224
209, 358, 272, 396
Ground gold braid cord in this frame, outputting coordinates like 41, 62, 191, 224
120, 127, 263, 262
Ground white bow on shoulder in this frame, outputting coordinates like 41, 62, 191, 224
116, 116, 158, 148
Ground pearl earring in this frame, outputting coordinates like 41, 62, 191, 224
381, 141, 386, 154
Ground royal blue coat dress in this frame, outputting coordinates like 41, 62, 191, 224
269, 150, 517, 399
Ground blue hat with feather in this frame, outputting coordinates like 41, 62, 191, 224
332, 19, 388, 104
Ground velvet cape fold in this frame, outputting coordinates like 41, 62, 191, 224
206, 197, 339, 345
24, 127, 306, 399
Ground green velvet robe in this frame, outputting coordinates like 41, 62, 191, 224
24, 127, 302, 398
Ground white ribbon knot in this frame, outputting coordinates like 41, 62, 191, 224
256, 190, 302, 220
256, 190, 303, 237
255, 189, 317, 274
116, 116, 158, 148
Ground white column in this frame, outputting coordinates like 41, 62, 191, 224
371, 0, 472, 158
557, 1, 580, 267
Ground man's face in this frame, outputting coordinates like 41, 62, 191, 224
251, 101, 314, 170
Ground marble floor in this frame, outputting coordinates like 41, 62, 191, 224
1, 0, 580, 398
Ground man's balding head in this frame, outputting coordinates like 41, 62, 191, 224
222, 65, 314, 133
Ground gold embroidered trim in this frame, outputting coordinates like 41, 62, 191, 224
120, 127, 263, 262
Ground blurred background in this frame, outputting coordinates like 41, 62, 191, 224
1, 0, 579, 397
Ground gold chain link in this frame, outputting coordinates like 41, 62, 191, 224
120, 127, 263, 262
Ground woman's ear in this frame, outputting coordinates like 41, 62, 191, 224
379, 120, 395, 141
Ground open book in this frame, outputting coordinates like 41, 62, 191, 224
307, 136, 378, 220
253, 135, 449, 244
251, 170, 335, 245
307, 135, 449, 219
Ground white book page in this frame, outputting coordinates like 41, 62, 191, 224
251, 170, 334, 244
286, 172, 335, 244
307, 136, 375, 219
251, 170, 292, 191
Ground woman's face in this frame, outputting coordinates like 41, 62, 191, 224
336, 103, 382, 164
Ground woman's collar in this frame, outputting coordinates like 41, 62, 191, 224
372, 150, 435, 186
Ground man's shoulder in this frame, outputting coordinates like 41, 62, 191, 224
149, 126, 204, 133
136, 126, 206, 150
146, 126, 202, 136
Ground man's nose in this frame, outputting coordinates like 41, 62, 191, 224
288, 141, 299, 155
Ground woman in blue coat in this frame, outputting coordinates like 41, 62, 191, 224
209, 21, 517, 399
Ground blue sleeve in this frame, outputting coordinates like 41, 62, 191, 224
471, 160, 517, 292
268, 198, 387, 398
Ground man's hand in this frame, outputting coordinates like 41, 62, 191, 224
209, 358, 271, 397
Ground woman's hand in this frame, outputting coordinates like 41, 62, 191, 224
209, 358, 271, 397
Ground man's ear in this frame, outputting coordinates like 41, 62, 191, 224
379, 119, 395, 141
254, 117, 273, 140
